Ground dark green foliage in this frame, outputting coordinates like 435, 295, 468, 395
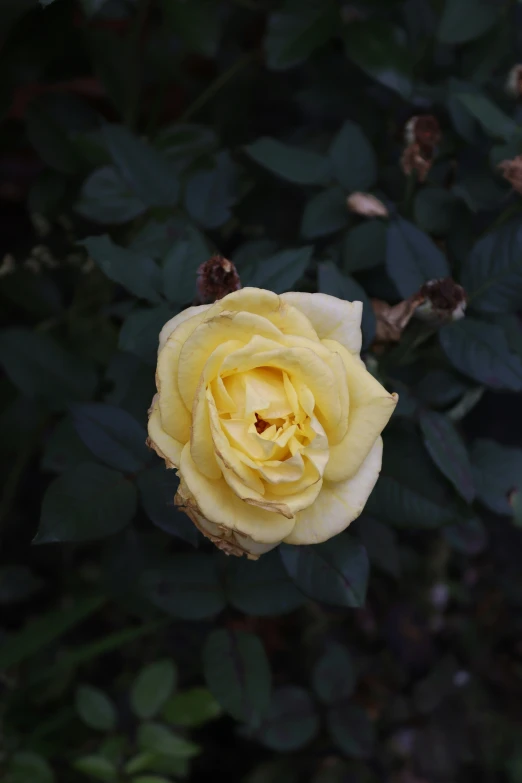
2, 1, 522, 781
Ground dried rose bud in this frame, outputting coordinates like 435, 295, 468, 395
347, 192, 389, 218
416, 277, 466, 323
196, 254, 241, 304
400, 142, 432, 183
499, 155, 522, 193
506, 65, 522, 98
404, 115, 441, 155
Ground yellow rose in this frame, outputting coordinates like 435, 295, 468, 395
147, 288, 397, 559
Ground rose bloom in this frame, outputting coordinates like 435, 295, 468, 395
148, 288, 397, 558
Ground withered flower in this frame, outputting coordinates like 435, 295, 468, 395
347, 192, 389, 218
400, 142, 432, 183
196, 254, 242, 304
416, 277, 467, 323
498, 155, 522, 193
372, 293, 425, 345
506, 65, 522, 98
404, 115, 441, 156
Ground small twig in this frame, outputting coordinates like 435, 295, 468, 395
180, 50, 259, 122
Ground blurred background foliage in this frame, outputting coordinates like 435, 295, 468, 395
2, 0, 522, 781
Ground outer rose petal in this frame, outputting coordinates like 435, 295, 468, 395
176, 477, 278, 560
322, 339, 397, 482
147, 394, 183, 468
180, 443, 296, 544
158, 305, 212, 351
281, 292, 363, 354
284, 437, 383, 545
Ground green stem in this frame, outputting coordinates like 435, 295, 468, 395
124, 0, 152, 129
180, 50, 259, 122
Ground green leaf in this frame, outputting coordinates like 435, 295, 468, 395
163, 687, 221, 728
80, 235, 162, 304
386, 217, 450, 298
226, 550, 305, 616
327, 703, 374, 758
184, 152, 237, 229
437, 0, 499, 45
443, 516, 487, 555
280, 534, 369, 608
318, 261, 375, 349
440, 318, 522, 391
0, 594, 104, 670
471, 439, 522, 514
245, 246, 313, 293
312, 644, 355, 704
155, 123, 218, 163
300, 187, 348, 239
141, 553, 226, 620
0, 329, 97, 410
75, 166, 147, 225
414, 187, 459, 236
75, 685, 117, 732
419, 410, 475, 503
455, 93, 518, 141
73, 756, 117, 782
356, 516, 401, 578
244, 137, 331, 185
137, 722, 200, 759
26, 99, 80, 174
102, 124, 179, 207
329, 121, 377, 192
255, 686, 319, 751
119, 305, 175, 366
264, 0, 337, 70
163, 225, 209, 304
341, 220, 387, 273
36, 463, 136, 543
131, 777, 172, 783
368, 427, 460, 528
0, 565, 43, 605
203, 629, 272, 725
162, 0, 222, 57
413, 655, 459, 715
131, 660, 177, 720
8, 752, 54, 783
344, 20, 413, 98
462, 220, 522, 313
137, 465, 198, 546
72, 403, 150, 473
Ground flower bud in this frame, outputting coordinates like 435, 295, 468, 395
498, 155, 522, 193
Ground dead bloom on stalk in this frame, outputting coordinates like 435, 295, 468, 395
498, 155, 522, 193
505, 64, 522, 97
401, 115, 441, 183
196, 254, 242, 303
347, 192, 389, 218
372, 294, 425, 345
371, 278, 467, 347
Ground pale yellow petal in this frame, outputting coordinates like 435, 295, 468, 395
281, 292, 363, 354
177, 311, 283, 409
180, 443, 296, 543
156, 312, 207, 443
220, 335, 344, 443
284, 437, 383, 545
158, 305, 211, 351
147, 395, 183, 468
322, 339, 397, 482
190, 381, 222, 480
212, 288, 320, 342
